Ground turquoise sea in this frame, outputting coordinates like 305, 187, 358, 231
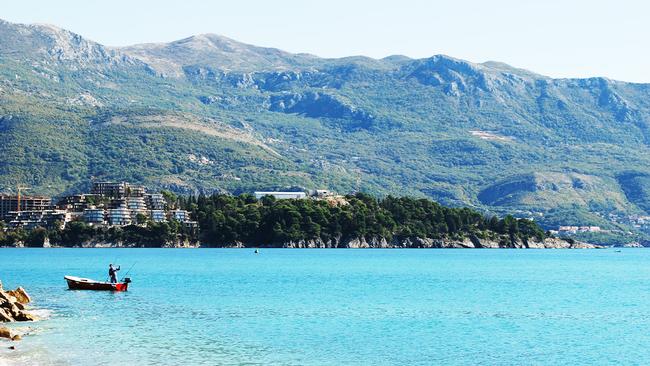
1, 248, 650, 365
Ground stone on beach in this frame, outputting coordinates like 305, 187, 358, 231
7, 287, 31, 304
0, 308, 13, 322
0, 326, 19, 341
7, 303, 21, 318
0, 291, 17, 304
13, 310, 37, 322
0, 282, 37, 325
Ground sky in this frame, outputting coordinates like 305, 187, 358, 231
3, 0, 650, 82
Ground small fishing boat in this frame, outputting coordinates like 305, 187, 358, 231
64, 276, 131, 291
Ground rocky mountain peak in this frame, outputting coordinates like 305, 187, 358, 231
120, 32, 317, 76
0, 19, 139, 68
174, 33, 245, 52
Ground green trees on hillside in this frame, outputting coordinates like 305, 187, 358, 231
0, 193, 545, 247
181, 193, 545, 247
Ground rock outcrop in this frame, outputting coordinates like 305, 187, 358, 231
76, 239, 200, 248
269, 91, 375, 130
624, 242, 644, 248
0, 280, 37, 340
264, 235, 599, 249
6, 287, 31, 305
0, 326, 21, 341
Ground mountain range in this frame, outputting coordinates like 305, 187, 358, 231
1, 18, 650, 238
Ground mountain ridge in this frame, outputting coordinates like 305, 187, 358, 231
2, 18, 641, 84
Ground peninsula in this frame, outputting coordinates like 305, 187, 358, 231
0, 181, 596, 249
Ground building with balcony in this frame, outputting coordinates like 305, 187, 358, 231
91, 182, 128, 198
126, 196, 147, 213
56, 194, 102, 212
127, 185, 146, 197
170, 209, 191, 222
150, 210, 166, 223
83, 208, 106, 225
0, 195, 52, 220
8, 210, 69, 230
107, 207, 132, 226
146, 193, 166, 210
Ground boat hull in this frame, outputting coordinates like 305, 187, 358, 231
64, 276, 129, 291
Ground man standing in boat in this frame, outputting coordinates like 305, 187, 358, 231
108, 264, 121, 283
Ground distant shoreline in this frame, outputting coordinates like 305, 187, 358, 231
0, 236, 603, 249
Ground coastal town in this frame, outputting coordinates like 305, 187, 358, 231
0, 181, 341, 235
0, 182, 198, 232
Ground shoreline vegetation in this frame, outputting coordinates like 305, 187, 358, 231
0, 193, 598, 249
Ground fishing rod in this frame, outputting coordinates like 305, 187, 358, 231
120, 262, 137, 281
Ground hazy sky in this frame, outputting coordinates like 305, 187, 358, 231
3, 0, 650, 82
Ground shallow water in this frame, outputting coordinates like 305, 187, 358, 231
1, 248, 649, 365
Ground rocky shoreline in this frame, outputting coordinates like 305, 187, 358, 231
229, 236, 601, 249
279, 236, 600, 249
2, 236, 601, 249
0, 281, 37, 342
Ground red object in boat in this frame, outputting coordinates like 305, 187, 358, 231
64, 275, 131, 291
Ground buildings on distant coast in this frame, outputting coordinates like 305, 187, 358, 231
554, 226, 602, 234
0, 182, 197, 231
0, 195, 51, 219
254, 191, 308, 200
551, 214, 650, 236
254, 189, 335, 200
0, 183, 343, 232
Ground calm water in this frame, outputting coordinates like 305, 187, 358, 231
1, 248, 650, 365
